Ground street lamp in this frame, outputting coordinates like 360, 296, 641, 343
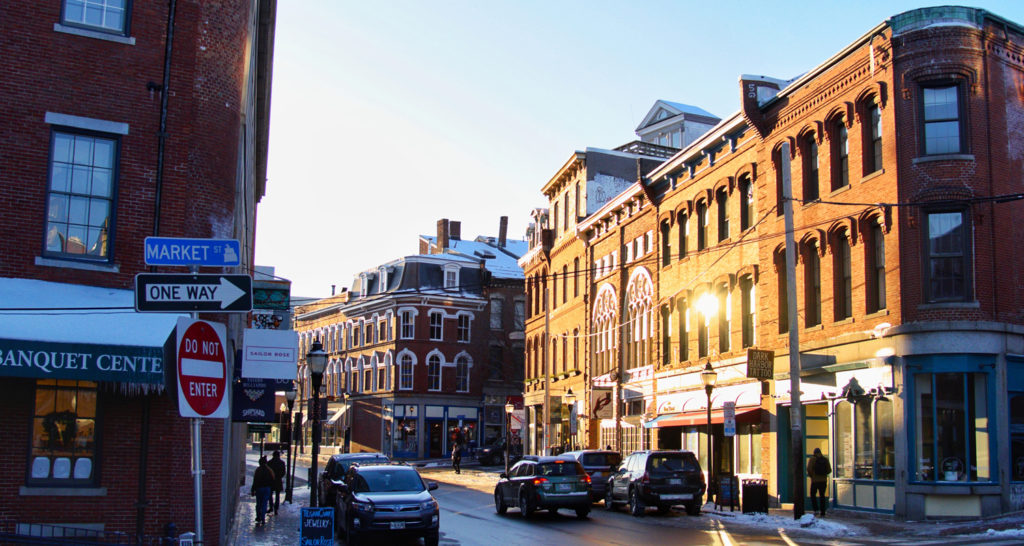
306, 340, 328, 507
284, 389, 296, 503
701, 361, 718, 506
504, 402, 515, 475
564, 388, 576, 451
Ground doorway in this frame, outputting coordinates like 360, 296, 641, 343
428, 420, 443, 458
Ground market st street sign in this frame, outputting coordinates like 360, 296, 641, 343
135, 273, 252, 312
144, 237, 241, 267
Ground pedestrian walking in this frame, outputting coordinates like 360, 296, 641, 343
268, 450, 286, 514
250, 456, 275, 525
806, 447, 831, 517
451, 442, 462, 474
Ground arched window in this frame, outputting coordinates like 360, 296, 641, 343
455, 356, 470, 393
660, 219, 672, 267
865, 218, 887, 313
562, 265, 568, 304
739, 175, 755, 231
696, 200, 708, 251
741, 276, 756, 348
833, 231, 852, 321
592, 285, 618, 377
862, 96, 883, 174
427, 355, 441, 391
676, 210, 688, 259
775, 249, 788, 333
831, 116, 849, 191
626, 269, 653, 370
716, 187, 730, 242
717, 283, 731, 353
802, 132, 819, 202
803, 240, 822, 327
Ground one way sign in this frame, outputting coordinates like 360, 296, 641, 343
135, 273, 252, 313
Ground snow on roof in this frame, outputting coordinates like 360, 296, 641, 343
420, 235, 527, 279
0, 277, 183, 348
661, 100, 718, 119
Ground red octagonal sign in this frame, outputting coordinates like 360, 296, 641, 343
176, 318, 228, 418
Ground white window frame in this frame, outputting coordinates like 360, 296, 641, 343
443, 264, 460, 290
457, 312, 472, 343
429, 311, 444, 341
398, 351, 415, 391
427, 353, 442, 391
455, 355, 471, 393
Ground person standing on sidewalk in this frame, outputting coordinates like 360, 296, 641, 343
250, 456, 275, 525
451, 442, 462, 474
268, 450, 286, 515
806, 447, 831, 517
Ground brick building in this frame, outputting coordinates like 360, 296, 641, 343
0, 1, 275, 542
294, 218, 526, 459
523, 6, 1024, 519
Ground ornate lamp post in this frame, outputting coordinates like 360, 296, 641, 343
504, 402, 515, 475
564, 388, 576, 451
284, 389, 296, 503
701, 361, 718, 506
306, 340, 328, 507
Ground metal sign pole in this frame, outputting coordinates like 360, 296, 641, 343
781, 142, 805, 519
188, 286, 204, 544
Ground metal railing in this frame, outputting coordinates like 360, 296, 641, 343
0, 522, 181, 545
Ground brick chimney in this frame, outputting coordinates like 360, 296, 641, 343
450, 221, 461, 241
498, 216, 508, 248
437, 218, 449, 251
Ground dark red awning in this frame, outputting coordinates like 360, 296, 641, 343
646, 407, 761, 428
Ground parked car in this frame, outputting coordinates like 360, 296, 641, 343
475, 437, 523, 466
562, 449, 622, 502
605, 450, 705, 517
318, 452, 390, 510
493, 456, 592, 519
335, 462, 440, 546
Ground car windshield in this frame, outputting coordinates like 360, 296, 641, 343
581, 452, 621, 468
537, 461, 582, 476
353, 468, 425, 492
648, 454, 698, 473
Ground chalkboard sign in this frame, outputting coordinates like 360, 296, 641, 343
716, 475, 738, 511
300, 507, 334, 546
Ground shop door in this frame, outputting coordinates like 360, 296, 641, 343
428, 420, 444, 458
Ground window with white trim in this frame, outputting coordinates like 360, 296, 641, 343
443, 264, 460, 290
62, 0, 130, 35
456, 356, 470, 392
427, 355, 441, 391
29, 379, 98, 486
429, 312, 443, 341
399, 311, 414, 339
457, 314, 470, 343
924, 209, 972, 302
399, 354, 414, 390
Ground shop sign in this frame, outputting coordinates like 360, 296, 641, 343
746, 348, 775, 380
591, 387, 613, 419
0, 338, 165, 384
300, 507, 334, 546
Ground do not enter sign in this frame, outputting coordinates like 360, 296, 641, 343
176, 317, 229, 418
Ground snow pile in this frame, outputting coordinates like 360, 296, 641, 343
714, 511, 858, 536
979, 528, 1024, 538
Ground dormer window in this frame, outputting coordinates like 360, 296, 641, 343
360, 273, 371, 297
443, 264, 460, 290
378, 267, 389, 293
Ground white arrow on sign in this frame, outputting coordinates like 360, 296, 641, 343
145, 277, 247, 309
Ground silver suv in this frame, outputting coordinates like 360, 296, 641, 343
336, 463, 440, 546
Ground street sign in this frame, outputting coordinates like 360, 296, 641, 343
176, 318, 229, 418
144, 237, 241, 267
723, 401, 736, 437
247, 423, 272, 434
746, 348, 775, 380
135, 273, 252, 312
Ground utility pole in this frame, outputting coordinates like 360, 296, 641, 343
781, 141, 805, 519
543, 282, 550, 455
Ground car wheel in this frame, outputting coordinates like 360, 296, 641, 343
576, 507, 590, 519
604, 487, 616, 511
494, 488, 507, 515
685, 501, 702, 516
424, 531, 439, 546
518, 491, 534, 518
629, 488, 645, 517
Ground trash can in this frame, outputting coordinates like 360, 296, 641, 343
741, 478, 769, 514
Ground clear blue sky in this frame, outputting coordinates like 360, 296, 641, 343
256, 0, 1024, 298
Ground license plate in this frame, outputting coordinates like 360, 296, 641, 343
557, 483, 571, 492
668, 478, 681, 485
390, 521, 406, 530
663, 493, 692, 500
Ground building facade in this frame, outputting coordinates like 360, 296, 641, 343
0, 1, 275, 543
294, 219, 526, 459
523, 6, 1024, 519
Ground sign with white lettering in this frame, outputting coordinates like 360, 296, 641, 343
176, 318, 229, 418
144, 237, 241, 267
135, 273, 252, 312
746, 348, 775, 380
300, 507, 334, 545
241, 328, 298, 379
0, 338, 165, 384
723, 401, 736, 437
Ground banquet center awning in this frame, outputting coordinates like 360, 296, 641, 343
644, 407, 762, 428
0, 278, 182, 390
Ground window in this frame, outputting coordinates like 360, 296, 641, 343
429, 312, 443, 341
774, 147, 786, 216
677, 299, 689, 362
553, 203, 560, 238
660, 220, 671, 267
697, 295, 710, 358
834, 398, 894, 480
378, 267, 388, 292
45, 131, 117, 261
717, 284, 731, 353
456, 356, 470, 392
562, 265, 568, 304
802, 133, 819, 202
513, 300, 525, 330
489, 298, 503, 329
1009, 360, 1024, 482
741, 276, 755, 348
62, 0, 129, 34
736, 423, 762, 475
914, 372, 990, 482
574, 182, 581, 220
924, 210, 971, 302
573, 258, 579, 297
739, 175, 755, 231
833, 232, 852, 321
717, 187, 730, 242
804, 242, 821, 327
865, 220, 886, 313
377, 366, 385, 390
427, 355, 441, 391
832, 117, 849, 191
457, 314, 470, 343
676, 211, 688, 259
864, 99, 883, 174
399, 310, 415, 339
922, 85, 964, 155
30, 380, 97, 485
551, 270, 557, 307
399, 355, 413, 390
661, 306, 672, 365
366, 323, 374, 345
363, 367, 371, 393
563, 192, 570, 232
776, 249, 788, 334
696, 200, 708, 251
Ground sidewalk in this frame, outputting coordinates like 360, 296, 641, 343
228, 452, 314, 546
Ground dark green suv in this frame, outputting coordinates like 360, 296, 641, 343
605, 450, 705, 516
494, 456, 592, 519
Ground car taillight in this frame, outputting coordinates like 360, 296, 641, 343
532, 477, 548, 486
641, 472, 650, 485
582, 474, 592, 484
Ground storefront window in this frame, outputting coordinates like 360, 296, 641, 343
855, 401, 873, 478
835, 401, 852, 478
835, 397, 892, 481
736, 423, 762, 474
915, 372, 990, 482
876, 399, 895, 480
31, 380, 97, 485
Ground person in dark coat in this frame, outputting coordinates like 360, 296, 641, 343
268, 450, 287, 514
451, 442, 462, 474
250, 456, 275, 525
806, 447, 832, 517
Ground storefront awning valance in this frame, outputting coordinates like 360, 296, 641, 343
0, 278, 182, 390
645, 407, 762, 429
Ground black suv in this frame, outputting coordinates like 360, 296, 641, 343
605, 450, 705, 516
562, 449, 622, 502
318, 452, 389, 509
336, 462, 440, 545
